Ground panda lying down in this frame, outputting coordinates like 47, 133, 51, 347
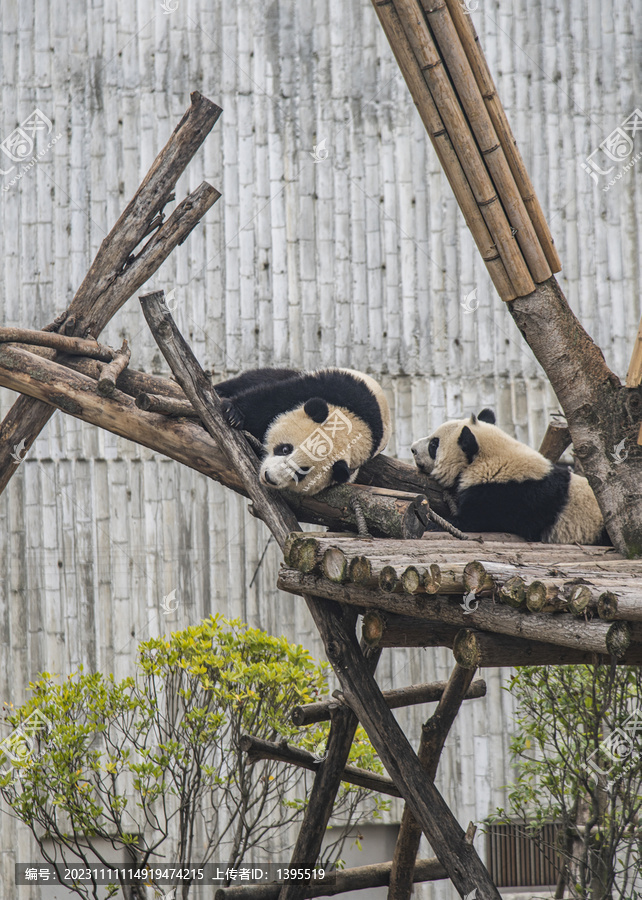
215, 367, 391, 495
411, 409, 608, 545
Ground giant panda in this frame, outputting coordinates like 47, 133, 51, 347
411, 409, 608, 544
215, 367, 392, 495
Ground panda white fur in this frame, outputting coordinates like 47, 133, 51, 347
411, 409, 608, 544
215, 367, 391, 495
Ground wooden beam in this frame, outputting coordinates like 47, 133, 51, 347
277, 569, 633, 658
212, 857, 448, 899
388, 663, 478, 899
291, 676, 486, 726
239, 732, 399, 797
538, 417, 572, 463
452, 628, 642, 668
626, 314, 642, 387
0, 92, 222, 498
361, 611, 460, 648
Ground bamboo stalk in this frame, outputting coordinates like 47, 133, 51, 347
369, 0, 518, 300
291, 676, 486, 725
442, 0, 562, 272
389, 0, 535, 296
421, 0, 551, 283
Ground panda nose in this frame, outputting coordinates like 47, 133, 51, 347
263, 470, 276, 486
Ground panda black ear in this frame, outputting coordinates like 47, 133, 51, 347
303, 398, 329, 423
478, 408, 496, 424
331, 459, 351, 484
458, 425, 479, 465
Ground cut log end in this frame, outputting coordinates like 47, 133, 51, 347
362, 610, 386, 646
498, 575, 526, 608
463, 560, 492, 594
349, 555, 373, 584
322, 547, 348, 583
379, 565, 399, 593
598, 590, 618, 621
452, 629, 481, 669
606, 620, 632, 658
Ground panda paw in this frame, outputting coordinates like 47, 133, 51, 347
221, 398, 245, 430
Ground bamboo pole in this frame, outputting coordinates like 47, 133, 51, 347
369, 0, 518, 300
442, 0, 562, 272
420, 0, 551, 283
388, 0, 535, 296
625, 314, 642, 388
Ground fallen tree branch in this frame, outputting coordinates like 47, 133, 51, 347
0, 328, 115, 360
97, 340, 131, 397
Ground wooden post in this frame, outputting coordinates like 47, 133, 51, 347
388, 663, 479, 899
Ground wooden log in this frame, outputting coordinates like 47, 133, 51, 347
538, 418, 572, 463
526, 581, 562, 613
421, 0, 551, 283
0, 327, 116, 360
306, 599, 502, 900
389, 664, 478, 899
452, 628, 642, 668
0, 349, 435, 538
389, 0, 535, 297
97, 340, 131, 397
442, 0, 562, 273
368, 0, 518, 301
278, 644, 382, 900
287, 484, 429, 539
140, 291, 298, 550
379, 565, 399, 593
239, 734, 399, 797
356, 453, 448, 517
135, 392, 198, 416
62, 355, 189, 400
213, 857, 448, 899
361, 611, 464, 649
497, 575, 527, 609
566, 584, 596, 617
400, 563, 442, 594
277, 569, 633, 658
291, 676, 486, 726
322, 547, 348, 583
0, 91, 221, 498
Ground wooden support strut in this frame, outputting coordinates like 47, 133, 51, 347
139, 292, 503, 900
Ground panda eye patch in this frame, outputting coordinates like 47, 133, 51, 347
274, 443, 294, 456
428, 437, 439, 460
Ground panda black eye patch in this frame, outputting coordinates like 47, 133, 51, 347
429, 437, 439, 460
274, 443, 294, 456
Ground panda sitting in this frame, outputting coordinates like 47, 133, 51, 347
411, 409, 608, 545
215, 367, 391, 495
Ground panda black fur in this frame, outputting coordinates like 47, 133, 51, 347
214, 367, 391, 495
411, 409, 608, 545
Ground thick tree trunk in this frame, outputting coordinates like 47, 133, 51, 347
509, 277, 642, 557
